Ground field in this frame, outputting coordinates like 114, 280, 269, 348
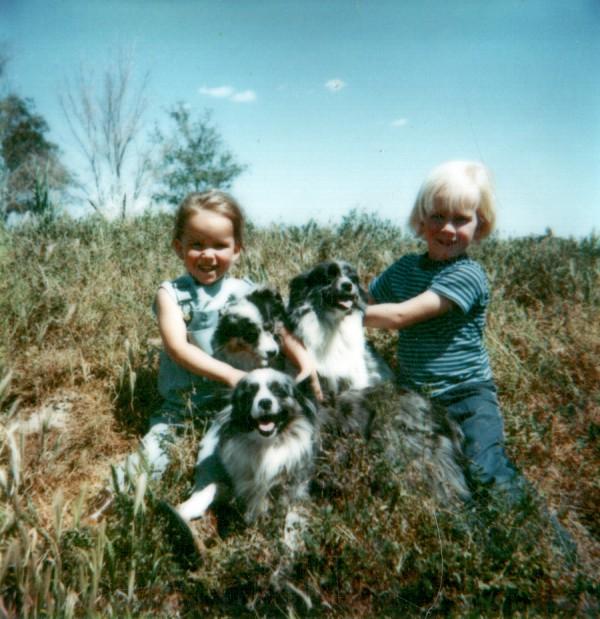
0, 211, 599, 617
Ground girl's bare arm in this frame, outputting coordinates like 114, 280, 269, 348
156, 288, 246, 388
280, 328, 323, 401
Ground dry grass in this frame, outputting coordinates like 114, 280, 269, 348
0, 212, 598, 616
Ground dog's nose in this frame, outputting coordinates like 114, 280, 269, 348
258, 398, 272, 411
340, 280, 353, 293
266, 348, 277, 359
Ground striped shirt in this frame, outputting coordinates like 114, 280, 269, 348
369, 253, 492, 396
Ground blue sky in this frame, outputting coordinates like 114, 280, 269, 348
1, 0, 599, 237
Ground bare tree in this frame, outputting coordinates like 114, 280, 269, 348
60, 50, 151, 218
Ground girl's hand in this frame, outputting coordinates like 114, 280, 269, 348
296, 367, 324, 402
225, 367, 247, 389
280, 328, 324, 401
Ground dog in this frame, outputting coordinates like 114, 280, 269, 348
287, 260, 392, 396
176, 368, 318, 525
212, 287, 287, 371
288, 260, 470, 503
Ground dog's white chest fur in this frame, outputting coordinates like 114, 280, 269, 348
296, 311, 370, 391
220, 417, 314, 520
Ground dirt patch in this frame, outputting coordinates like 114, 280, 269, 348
2, 386, 139, 528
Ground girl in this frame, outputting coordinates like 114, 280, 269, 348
364, 161, 520, 496
118, 190, 320, 488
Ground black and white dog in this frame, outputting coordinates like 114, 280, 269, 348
288, 260, 392, 396
288, 260, 470, 503
176, 369, 318, 525
212, 287, 287, 371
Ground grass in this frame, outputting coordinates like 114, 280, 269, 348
0, 210, 599, 616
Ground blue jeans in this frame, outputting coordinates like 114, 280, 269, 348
114, 414, 184, 489
114, 388, 229, 490
433, 381, 521, 496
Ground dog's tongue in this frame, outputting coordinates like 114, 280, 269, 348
338, 299, 353, 310
259, 420, 275, 434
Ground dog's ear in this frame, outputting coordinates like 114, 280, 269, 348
252, 287, 285, 315
295, 374, 312, 396
294, 376, 319, 420
288, 273, 308, 309
267, 288, 292, 330
250, 287, 291, 330
268, 288, 285, 311
229, 378, 255, 432
294, 374, 317, 404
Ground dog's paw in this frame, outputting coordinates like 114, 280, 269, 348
155, 500, 201, 570
176, 483, 217, 521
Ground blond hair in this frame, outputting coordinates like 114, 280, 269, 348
409, 161, 496, 239
173, 190, 245, 247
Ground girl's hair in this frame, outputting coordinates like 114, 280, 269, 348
173, 190, 246, 247
409, 161, 496, 239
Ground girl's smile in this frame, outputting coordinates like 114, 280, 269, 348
173, 209, 240, 285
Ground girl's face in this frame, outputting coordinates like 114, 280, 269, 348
421, 198, 480, 261
174, 209, 240, 285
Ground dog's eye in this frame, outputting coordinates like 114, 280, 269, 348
219, 316, 241, 337
327, 263, 341, 279
341, 265, 358, 281
224, 317, 259, 345
242, 323, 259, 345
269, 381, 290, 399
309, 266, 331, 286
234, 381, 259, 409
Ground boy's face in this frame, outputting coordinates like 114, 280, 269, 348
421, 198, 480, 261
174, 209, 240, 285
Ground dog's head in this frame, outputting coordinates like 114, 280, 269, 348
288, 260, 367, 318
212, 287, 287, 370
229, 369, 317, 439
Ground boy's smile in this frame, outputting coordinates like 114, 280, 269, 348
174, 209, 240, 285
422, 204, 480, 261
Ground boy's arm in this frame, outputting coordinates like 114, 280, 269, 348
364, 290, 454, 330
280, 328, 324, 401
156, 288, 246, 388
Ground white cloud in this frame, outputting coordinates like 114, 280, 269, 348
199, 85, 235, 98
325, 78, 346, 92
231, 89, 257, 103
198, 85, 256, 103
391, 118, 408, 127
